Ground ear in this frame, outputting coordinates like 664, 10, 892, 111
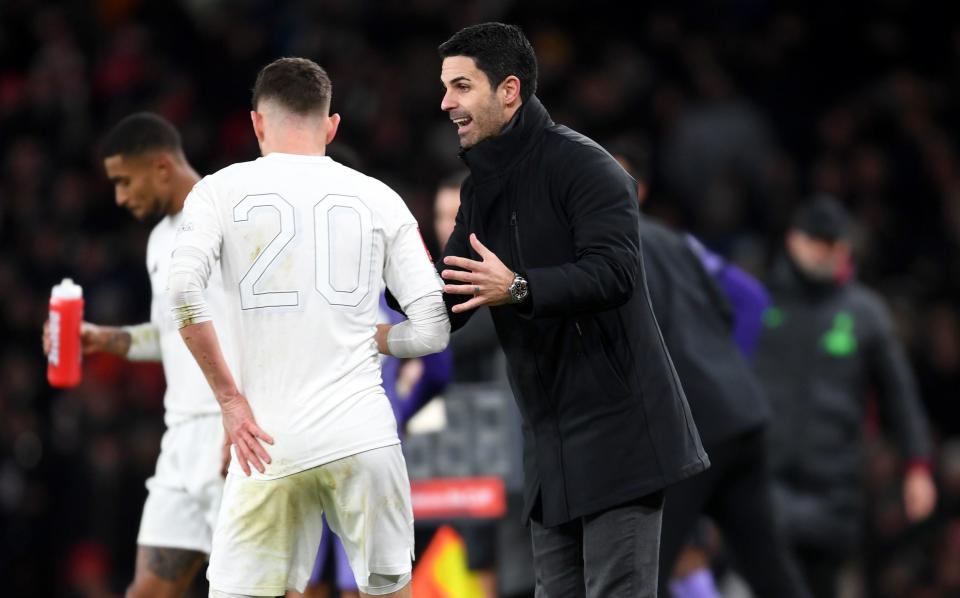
153, 153, 172, 182
500, 75, 522, 107
250, 110, 265, 144
325, 113, 341, 145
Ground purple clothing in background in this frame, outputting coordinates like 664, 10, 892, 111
686, 235, 771, 358
669, 569, 722, 598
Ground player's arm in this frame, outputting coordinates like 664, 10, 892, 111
378, 222, 451, 357
43, 321, 161, 360
168, 181, 273, 476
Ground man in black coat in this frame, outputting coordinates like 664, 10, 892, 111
433, 23, 709, 597
754, 196, 937, 597
638, 218, 811, 598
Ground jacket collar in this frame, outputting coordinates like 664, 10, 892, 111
459, 95, 553, 182
770, 253, 846, 300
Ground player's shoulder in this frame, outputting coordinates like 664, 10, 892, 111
332, 161, 396, 193
331, 161, 407, 208
204, 158, 261, 185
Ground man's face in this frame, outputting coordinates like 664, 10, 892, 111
434, 186, 461, 252
440, 56, 509, 149
103, 153, 169, 221
786, 230, 851, 282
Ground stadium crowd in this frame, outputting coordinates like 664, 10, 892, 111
2, 0, 960, 596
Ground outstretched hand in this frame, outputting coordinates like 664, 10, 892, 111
43, 320, 129, 356
441, 234, 515, 314
219, 391, 274, 476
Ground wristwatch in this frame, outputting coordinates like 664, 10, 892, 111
508, 272, 529, 303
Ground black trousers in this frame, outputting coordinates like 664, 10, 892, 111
531, 493, 664, 598
793, 544, 844, 598
658, 428, 812, 598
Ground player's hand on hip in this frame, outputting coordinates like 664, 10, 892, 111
218, 391, 274, 476
442, 234, 515, 314
220, 425, 232, 478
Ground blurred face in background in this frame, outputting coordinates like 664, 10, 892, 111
103, 153, 172, 221
434, 185, 461, 252
440, 56, 520, 149
786, 230, 852, 282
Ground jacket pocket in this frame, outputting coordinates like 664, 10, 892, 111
575, 316, 631, 399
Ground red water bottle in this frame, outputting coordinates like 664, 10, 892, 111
47, 278, 84, 388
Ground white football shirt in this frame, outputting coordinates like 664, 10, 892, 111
147, 212, 232, 425
171, 153, 442, 480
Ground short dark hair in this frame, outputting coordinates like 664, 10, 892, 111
100, 112, 183, 159
791, 195, 852, 241
252, 57, 332, 115
438, 23, 538, 103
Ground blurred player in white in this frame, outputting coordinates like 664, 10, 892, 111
168, 57, 449, 598
43, 112, 233, 597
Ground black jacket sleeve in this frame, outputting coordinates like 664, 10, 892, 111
521, 146, 640, 318
440, 201, 477, 332
867, 296, 933, 461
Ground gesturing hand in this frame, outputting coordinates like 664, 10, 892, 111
219, 391, 274, 476
441, 234, 515, 314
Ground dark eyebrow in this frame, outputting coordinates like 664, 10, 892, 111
443, 76, 471, 87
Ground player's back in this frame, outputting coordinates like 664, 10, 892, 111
183, 152, 425, 478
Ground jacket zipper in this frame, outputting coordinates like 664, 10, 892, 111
510, 210, 525, 270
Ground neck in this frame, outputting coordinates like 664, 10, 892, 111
263, 142, 327, 156
262, 132, 328, 156
167, 162, 202, 215
260, 112, 329, 157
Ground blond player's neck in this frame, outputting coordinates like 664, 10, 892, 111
260, 109, 329, 157
262, 131, 328, 157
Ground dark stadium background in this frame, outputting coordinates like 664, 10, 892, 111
3, 0, 960, 596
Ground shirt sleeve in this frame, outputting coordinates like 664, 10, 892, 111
122, 322, 162, 361
168, 179, 222, 329
383, 217, 444, 311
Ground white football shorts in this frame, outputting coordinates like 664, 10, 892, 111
207, 443, 414, 596
136, 413, 225, 554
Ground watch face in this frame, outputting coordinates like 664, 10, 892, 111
511, 277, 528, 302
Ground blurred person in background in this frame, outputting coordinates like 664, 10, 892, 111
613, 148, 811, 598
431, 22, 708, 597
754, 195, 938, 598
43, 112, 230, 597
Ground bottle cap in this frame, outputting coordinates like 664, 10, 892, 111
52, 277, 83, 300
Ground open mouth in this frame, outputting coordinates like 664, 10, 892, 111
451, 116, 472, 131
